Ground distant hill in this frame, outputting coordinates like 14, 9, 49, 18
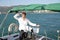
0, 6, 13, 14
0, 5, 26, 14
0, 3, 60, 14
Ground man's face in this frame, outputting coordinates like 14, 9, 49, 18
22, 14, 26, 18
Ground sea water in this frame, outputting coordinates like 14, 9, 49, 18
0, 12, 60, 40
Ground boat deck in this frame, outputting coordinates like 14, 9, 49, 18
0, 33, 53, 40
16, 36, 52, 40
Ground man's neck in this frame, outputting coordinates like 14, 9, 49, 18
22, 17, 26, 20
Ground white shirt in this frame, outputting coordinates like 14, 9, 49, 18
14, 13, 37, 32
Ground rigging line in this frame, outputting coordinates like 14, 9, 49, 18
2, 27, 5, 37
0, 13, 9, 28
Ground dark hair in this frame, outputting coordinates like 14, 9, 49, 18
22, 12, 26, 15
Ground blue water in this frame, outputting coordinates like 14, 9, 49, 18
0, 12, 60, 40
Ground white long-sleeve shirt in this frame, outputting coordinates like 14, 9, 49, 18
14, 13, 37, 32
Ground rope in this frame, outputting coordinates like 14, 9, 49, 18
8, 23, 18, 32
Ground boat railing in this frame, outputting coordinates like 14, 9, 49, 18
57, 30, 60, 40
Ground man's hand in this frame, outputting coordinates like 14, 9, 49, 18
19, 13, 22, 14
17, 13, 22, 15
36, 24, 40, 27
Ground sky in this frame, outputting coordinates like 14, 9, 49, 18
0, 0, 60, 6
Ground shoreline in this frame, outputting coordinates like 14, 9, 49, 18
0, 11, 60, 14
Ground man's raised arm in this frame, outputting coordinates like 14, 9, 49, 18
14, 13, 21, 20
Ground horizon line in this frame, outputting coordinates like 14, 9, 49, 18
0, 2, 60, 7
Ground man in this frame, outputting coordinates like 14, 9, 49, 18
14, 12, 40, 40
